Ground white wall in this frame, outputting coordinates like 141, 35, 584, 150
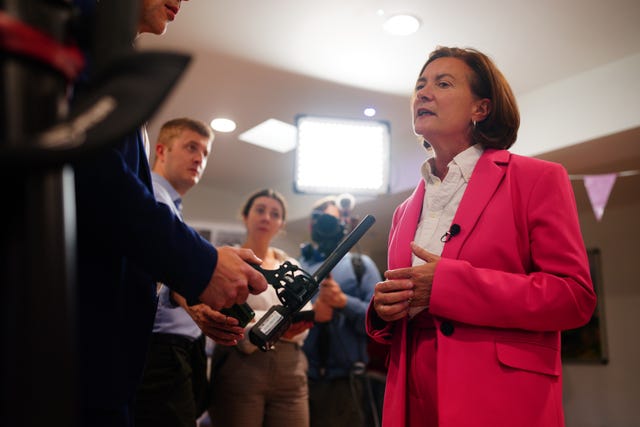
515, 53, 640, 157
563, 199, 640, 427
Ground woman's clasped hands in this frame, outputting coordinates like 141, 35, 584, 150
373, 242, 441, 322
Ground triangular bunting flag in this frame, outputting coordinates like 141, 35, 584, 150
583, 173, 617, 221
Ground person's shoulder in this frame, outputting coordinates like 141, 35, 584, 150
514, 155, 567, 179
487, 149, 565, 174
151, 178, 172, 204
347, 251, 372, 262
358, 252, 376, 264
272, 247, 299, 266
354, 253, 380, 273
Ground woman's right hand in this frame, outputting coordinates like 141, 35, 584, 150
373, 278, 414, 322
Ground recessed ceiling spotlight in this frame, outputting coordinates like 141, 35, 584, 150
383, 14, 421, 36
210, 117, 237, 133
364, 107, 376, 117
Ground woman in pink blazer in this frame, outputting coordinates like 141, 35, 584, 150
366, 47, 597, 427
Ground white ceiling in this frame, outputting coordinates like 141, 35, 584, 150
137, 0, 640, 265
143, 0, 640, 96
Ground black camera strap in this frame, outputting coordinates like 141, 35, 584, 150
351, 252, 364, 290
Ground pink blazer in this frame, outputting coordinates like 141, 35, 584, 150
366, 149, 597, 427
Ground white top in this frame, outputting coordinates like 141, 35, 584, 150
236, 247, 312, 354
410, 144, 483, 317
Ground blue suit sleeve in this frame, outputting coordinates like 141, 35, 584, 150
74, 136, 217, 302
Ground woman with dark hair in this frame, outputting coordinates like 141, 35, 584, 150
366, 47, 597, 426
208, 189, 313, 427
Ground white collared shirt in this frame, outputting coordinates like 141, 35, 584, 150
410, 144, 483, 316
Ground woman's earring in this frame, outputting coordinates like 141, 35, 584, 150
472, 120, 477, 129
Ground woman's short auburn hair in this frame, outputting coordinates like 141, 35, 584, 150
420, 46, 520, 149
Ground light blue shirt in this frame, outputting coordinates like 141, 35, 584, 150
151, 172, 201, 339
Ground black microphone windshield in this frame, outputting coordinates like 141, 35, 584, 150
440, 223, 461, 243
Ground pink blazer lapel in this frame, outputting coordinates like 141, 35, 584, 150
442, 149, 511, 259
384, 182, 426, 427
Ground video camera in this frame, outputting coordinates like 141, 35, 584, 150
302, 193, 358, 260
222, 214, 375, 351
309, 210, 345, 258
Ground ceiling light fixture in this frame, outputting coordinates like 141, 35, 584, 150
294, 115, 390, 195
364, 107, 376, 117
210, 117, 237, 133
239, 118, 297, 153
383, 14, 421, 36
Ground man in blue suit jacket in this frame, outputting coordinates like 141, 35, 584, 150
72, 1, 268, 425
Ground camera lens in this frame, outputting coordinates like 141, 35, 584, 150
313, 213, 341, 238
311, 213, 345, 256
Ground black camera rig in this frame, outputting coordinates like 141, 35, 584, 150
223, 214, 376, 351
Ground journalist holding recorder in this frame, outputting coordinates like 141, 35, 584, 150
366, 46, 597, 427
208, 189, 313, 427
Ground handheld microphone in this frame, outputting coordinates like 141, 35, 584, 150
440, 223, 460, 243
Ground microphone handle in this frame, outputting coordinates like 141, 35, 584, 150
312, 214, 375, 283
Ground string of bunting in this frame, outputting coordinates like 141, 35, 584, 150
568, 169, 640, 221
